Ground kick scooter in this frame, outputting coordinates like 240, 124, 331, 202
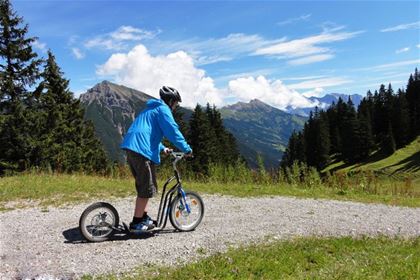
79, 152, 204, 242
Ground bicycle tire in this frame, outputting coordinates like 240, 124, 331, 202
79, 202, 119, 242
169, 191, 204, 231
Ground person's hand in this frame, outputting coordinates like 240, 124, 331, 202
163, 148, 173, 155
184, 151, 193, 158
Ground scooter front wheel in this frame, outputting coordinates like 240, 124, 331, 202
169, 191, 204, 231
79, 202, 119, 242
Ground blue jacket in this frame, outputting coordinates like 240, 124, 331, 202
121, 99, 192, 164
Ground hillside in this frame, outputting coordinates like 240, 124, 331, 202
324, 136, 420, 179
221, 99, 306, 167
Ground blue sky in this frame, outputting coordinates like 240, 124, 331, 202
13, 0, 420, 109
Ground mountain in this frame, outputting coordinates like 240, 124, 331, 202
80, 81, 152, 162
220, 99, 306, 168
80, 81, 306, 168
286, 93, 363, 116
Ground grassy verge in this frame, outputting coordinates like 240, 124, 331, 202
82, 236, 420, 280
188, 181, 420, 207
0, 173, 134, 210
1, 173, 419, 210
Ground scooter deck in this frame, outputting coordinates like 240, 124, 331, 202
122, 222, 162, 234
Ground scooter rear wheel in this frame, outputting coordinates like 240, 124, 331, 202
79, 202, 119, 242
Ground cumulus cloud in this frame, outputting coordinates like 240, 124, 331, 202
96, 44, 354, 110
302, 87, 325, 98
228, 76, 314, 109
97, 44, 223, 108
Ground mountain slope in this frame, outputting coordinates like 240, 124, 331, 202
221, 99, 306, 168
324, 136, 420, 180
80, 81, 153, 162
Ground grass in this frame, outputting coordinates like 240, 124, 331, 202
324, 136, 420, 179
0, 173, 135, 210
81, 236, 420, 280
1, 172, 419, 210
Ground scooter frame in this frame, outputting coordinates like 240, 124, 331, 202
83, 152, 200, 238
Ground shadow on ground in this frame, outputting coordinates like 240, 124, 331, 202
62, 227, 179, 244
388, 151, 420, 174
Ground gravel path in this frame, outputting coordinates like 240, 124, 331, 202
1, 195, 419, 279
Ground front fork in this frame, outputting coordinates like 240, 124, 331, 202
179, 186, 191, 214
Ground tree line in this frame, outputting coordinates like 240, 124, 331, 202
281, 70, 420, 171
0, 0, 108, 175
168, 103, 241, 176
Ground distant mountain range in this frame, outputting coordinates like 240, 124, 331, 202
220, 99, 306, 167
285, 93, 363, 116
79, 81, 362, 168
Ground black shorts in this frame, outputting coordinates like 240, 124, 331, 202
126, 150, 158, 198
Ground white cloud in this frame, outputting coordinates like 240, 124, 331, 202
85, 25, 159, 50
302, 87, 325, 98
417, 44, 420, 48
254, 29, 363, 65
228, 76, 314, 110
288, 54, 334, 65
277, 14, 311, 26
396, 47, 410, 54
155, 33, 285, 65
255, 29, 362, 57
33, 40, 47, 52
288, 77, 352, 90
282, 75, 327, 81
97, 44, 223, 108
358, 59, 420, 72
96, 44, 354, 111
381, 21, 420, 32
72, 47, 85, 59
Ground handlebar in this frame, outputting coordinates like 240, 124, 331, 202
170, 151, 193, 172
169, 152, 192, 181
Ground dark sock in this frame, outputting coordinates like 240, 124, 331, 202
142, 212, 148, 218
132, 216, 143, 224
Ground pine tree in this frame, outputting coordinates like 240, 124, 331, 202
326, 102, 341, 155
316, 111, 330, 169
406, 69, 420, 138
392, 89, 410, 148
281, 131, 298, 168
303, 111, 317, 167
372, 85, 388, 141
357, 98, 375, 158
205, 104, 240, 165
37, 51, 109, 172
341, 98, 362, 163
188, 104, 216, 175
381, 122, 396, 155
0, 0, 43, 173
